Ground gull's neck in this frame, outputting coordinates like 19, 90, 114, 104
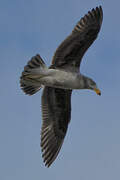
77, 74, 91, 89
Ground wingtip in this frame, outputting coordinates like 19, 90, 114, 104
91, 5, 103, 13
99, 5, 103, 12
91, 5, 103, 24
96, 5, 103, 16
98, 5, 103, 23
99, 5, 102, 9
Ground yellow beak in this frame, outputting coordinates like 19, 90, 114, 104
94, 88, 101, 96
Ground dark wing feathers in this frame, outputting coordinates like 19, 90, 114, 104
51, 6, 103, 72
41, 6, 103, 167
41, 87, 72, 167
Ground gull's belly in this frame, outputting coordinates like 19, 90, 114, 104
40, 69, 79, 89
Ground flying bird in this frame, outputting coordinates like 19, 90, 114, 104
20, 6, 103, 167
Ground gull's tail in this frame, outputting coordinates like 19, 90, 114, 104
20, 54, 47, 95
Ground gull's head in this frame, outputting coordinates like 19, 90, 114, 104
87, 78, 101, 96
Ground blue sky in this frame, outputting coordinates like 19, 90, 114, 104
0, 0, 120, 179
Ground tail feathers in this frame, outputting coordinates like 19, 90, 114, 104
23, 54, 46, 75
20, 79, 42, 95
20, 54, 45, 95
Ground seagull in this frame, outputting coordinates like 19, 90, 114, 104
20, 6, 103, 167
